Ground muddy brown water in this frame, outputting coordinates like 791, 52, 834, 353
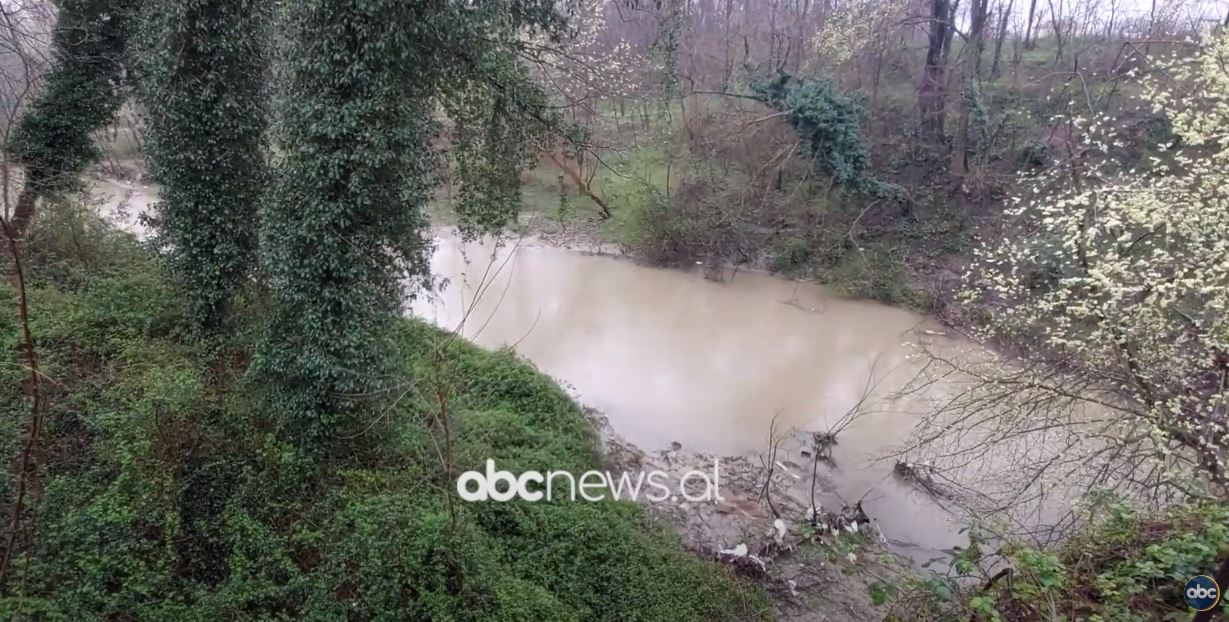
87, 176, 157, 239
87, 179, 980, 565
412, 235, 983, 565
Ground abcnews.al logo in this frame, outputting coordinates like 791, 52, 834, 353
1184, 575, 1221, 612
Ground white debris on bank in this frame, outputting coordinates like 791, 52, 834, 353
716, 542, 767, 573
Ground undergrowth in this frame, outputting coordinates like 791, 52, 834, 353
0, 203, 769, 621
889, 502, 1229, 621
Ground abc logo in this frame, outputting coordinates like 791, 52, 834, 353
1184, 575, 1221, 612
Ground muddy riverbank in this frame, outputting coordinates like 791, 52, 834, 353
589, 407, 909, 622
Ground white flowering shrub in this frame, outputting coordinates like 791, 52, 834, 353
963, 32, 1229, 496
808, 0, 902, 70
522, 0, 650, 103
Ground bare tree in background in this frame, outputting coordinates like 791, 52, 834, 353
989, 0, 1014, 79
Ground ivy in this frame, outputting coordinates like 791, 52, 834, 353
649, 0, 685, 105
7, 0, 139, 233
256, 0, 562, 451
751, 72, 872, 189
447, 56, 556, 236
140, 0, 269, 335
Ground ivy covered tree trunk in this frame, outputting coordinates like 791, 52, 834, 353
951, 0, 991, 176
141, 0, 269, 335
257, 0, 560, 452
8, 0, 138, 237
257, 0, 438, 450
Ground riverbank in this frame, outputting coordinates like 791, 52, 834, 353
77, 174, 926, 620
412, 231, 987, 614
498, 173, 965, 315
589, 408, 912, 622
1, 209, 776, 620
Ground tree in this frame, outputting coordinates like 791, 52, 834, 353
141, 0, 268, 335
7, 0, 138, 237
903, 32, 1229, 524
919, 0, 951, 142
751, 72, 873, 189
989, 0, 1013, 80
951, 0, 992, 175
1023, 0, 1039, 49
257, 0, 562, 451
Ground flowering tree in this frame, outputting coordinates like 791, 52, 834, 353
901, 32, 1229, 533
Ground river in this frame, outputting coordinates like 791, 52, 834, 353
87, 179, 980, 565
412, 234, 982, 565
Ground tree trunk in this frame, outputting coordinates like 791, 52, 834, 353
1048, 0, 1064, 65
548, 152, 613, 220
1145, 0, 1157, 55
969, 0, 991, 76
1024, 0, 1039, 49
941, 0, 960, 65
1191, 554, 1229, 622
9, 184, 38, 239
919, 0, 950, 142
989, 0, 1013, 80
952, 0, 990, 175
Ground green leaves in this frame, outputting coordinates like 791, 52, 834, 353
256, 0, 437, 451
8, 0, 139, 225
256, 0, 563, 451
140, 0, 269, 337
751, 72, 872, 189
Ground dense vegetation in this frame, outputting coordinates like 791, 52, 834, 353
140, 0, 268, 336
0, 1, 769, 619
0, 0, 1226, 620
895, 502, 1229, 621
0, 209, 766, 620
6, 0, 138, 236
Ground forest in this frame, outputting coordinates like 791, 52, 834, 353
0, 0, 1226, 620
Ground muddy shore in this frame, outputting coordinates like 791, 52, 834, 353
587, 407, 911, 622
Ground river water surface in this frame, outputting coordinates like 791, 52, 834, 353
412, 235, 983, 564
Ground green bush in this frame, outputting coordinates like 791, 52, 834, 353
768, 236, 815, 276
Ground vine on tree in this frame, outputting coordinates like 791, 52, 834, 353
7, 0, 139, 236
257, 0, 563, 451
140, 0, 269, 336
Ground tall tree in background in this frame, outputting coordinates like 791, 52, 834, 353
989, 0, 1013, 80
7, 0, 138, 237
1023, 0, 1039, 48
952, 0, 991, 175
141, 0, 268, 336
257, 0, 561, 451
919, 0, 950, 142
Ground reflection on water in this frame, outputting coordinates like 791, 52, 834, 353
412, 235, 983, 562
